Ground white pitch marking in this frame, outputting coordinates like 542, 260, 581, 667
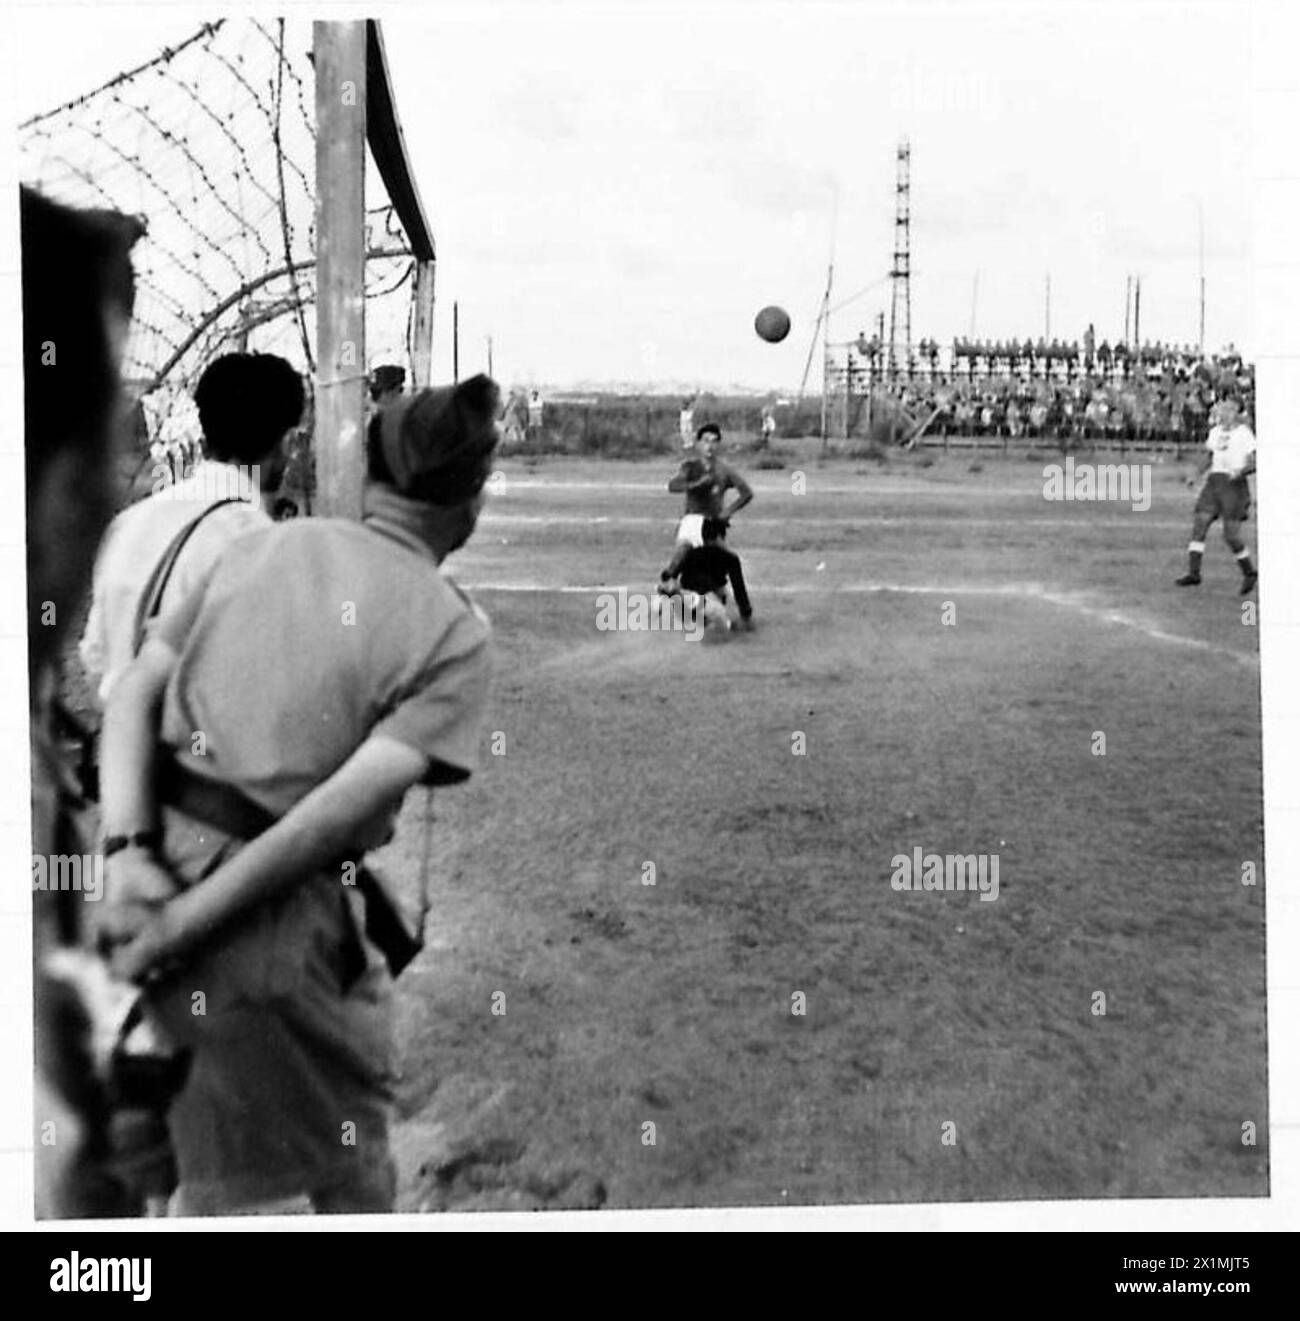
492, 478, 1049, 497
479, 512, 1186, 530
470, 581, 1043, 596
468, 580, 1258, 665
1035, 590, 1258, 667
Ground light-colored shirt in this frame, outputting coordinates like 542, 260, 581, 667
79, 460, 269, 707
1207, 422, 1255, 476
154, 517, 492, 818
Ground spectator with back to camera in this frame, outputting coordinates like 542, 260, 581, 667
95, 375, 501, 1214
81, 353, 302, 710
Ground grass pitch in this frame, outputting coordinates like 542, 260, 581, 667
376, 448, 1265, 1210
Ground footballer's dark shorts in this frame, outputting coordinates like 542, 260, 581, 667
1195, 473, 1251, 524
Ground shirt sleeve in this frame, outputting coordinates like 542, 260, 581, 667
372, 612, 493, 785
78, 577, 109, 693
77, 521, 123, 705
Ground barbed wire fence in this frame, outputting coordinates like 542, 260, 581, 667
20, 17, 417, 502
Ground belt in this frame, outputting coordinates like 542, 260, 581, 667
156, 760, 423, 983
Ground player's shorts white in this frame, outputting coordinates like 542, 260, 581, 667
675, 513, 706, 547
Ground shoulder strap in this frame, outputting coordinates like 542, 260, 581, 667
130, 498, 245, 657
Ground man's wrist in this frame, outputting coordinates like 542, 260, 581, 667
103, 830, 162, 858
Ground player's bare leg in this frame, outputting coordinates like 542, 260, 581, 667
1223, 518, 1257, 595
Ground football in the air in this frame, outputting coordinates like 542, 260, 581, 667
755, 305, 791, 343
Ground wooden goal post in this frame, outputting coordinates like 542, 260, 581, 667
313, 19, 436, 519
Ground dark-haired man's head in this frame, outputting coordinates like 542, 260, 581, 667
193, 353, 305, 490
701, 517, 728, 544
369, 363, 405, 406
23, 186, 144, 680
365, 373, 501, 560
695, 422, 721, 460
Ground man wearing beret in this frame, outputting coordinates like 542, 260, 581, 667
94, 374, 501, 1215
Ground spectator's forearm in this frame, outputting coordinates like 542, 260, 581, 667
100, 649, 171, 836
151, 739, 423, 963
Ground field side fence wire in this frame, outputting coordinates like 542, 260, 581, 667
20, 17, 417, 495
505, 399, 823, 458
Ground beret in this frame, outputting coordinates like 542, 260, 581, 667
376, 374, 499, 503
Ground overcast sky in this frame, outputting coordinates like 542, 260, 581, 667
12, 0, 1262, 391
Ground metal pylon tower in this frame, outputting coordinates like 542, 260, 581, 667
888, 138, 911, 378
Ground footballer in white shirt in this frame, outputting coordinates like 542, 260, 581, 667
1175, 387, 1257, 594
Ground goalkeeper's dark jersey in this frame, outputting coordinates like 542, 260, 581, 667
678, 543, 736, 595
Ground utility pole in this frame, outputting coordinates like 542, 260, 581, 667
486, 334, 494, 378
451, 299, 462, 383
1198, 201, 1205, 354
1044, 273, 1051, 340
452, 300, 460, 382
819, 262, 833, 451
1133, 275, 1141, 348
1124, 275, 1132, 345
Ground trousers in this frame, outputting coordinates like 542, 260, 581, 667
146, 805, 398, 1214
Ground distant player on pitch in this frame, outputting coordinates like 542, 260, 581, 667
660, 422, 755, 629
1175, 384, 1257, 594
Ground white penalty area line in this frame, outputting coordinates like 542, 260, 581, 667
471, 582, 1040, 595
480, 513, 1186, 530
1035, 590, 1259, 668
469, 580, 1257, 665
493, 478, 1052, 497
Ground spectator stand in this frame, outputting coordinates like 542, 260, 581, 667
823, 334, 1253, 454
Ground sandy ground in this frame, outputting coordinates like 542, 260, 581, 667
366, 448, 1267, 1211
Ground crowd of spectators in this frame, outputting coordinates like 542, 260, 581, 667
848, 333, 1253, 444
